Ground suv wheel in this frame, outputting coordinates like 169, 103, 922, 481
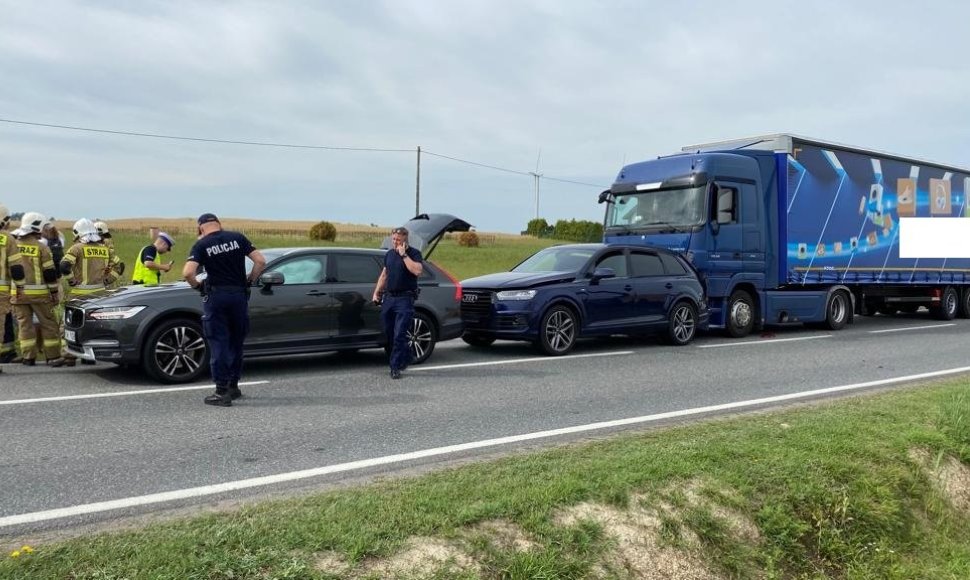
667, 301, 697, 345
143, 318, 209, 384
386, 311, 438, 364
535, 305, 577, 356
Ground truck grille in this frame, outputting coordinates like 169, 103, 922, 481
64, 306, 85, 329
460, 290, 493, 325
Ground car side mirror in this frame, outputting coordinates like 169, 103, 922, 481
590, 267, 616, 284
259, 271, 285, 287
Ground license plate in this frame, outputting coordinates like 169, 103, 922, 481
64, 329, 76, 343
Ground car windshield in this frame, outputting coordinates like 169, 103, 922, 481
512, 246, 597, 273
605, 185, 705, 230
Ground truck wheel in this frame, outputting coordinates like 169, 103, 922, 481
534, 305, 577, 355
959, 289, 970, 319
725, 290, 755, 338
823, 291, 849, 330
142, 317, 209, 384
932, 286, 958, 320
666, 301, 697, 345
462, 333, 496, 348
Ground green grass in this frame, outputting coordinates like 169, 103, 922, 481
3, 382, 970, 579
108, 231, 561, 284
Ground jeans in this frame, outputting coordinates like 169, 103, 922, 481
381, 295, 414, 371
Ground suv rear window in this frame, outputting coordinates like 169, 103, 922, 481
660, 253, 688, 276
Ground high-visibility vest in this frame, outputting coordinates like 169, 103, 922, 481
131, 245, 161, 286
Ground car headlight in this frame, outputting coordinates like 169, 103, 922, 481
87, 306, 147, 320
495, 290, 537, 301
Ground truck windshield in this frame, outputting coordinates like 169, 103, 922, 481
605, 186, 705, 231
512, 246, 597, 273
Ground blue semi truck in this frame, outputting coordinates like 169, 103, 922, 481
599, 134, 970, 337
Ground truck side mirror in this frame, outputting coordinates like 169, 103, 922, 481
598, 190, 614, 204
709, 183, 736, 234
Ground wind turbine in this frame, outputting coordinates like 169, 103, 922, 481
529, 148, 542, 220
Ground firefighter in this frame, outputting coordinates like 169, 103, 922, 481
59, 218, 124, 366
0, 204, 23, 370
9, 212, 64, 366
94, 221, 114, 248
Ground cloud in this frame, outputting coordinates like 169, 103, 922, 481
1, 0, 968, 232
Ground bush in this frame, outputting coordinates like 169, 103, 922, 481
309, 221, 337, 241
526, 218, 550, 237
553, 219, 603, 243
458, 231, 480, 247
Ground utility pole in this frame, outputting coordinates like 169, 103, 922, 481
415, 145, 421, 216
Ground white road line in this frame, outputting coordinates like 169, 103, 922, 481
868, 323, 956, 334
697, 335, 832, 348
412, 350, 634, 371
0, 381, 270, 407
3, 365, 969, 528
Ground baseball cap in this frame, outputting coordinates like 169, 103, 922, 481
158, 232, 175, 248
197, 213, 220, 225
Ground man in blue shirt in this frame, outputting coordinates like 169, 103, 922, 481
372, 226, 423, 379
183, 213, 266, 407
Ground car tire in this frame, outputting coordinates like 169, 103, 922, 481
932, 286, 958, 320
385, 311, 438, 364
822, 290, 849, 330
142, 317, 209, 384
666, 301, 697, 346
534, 305, 577, 356
461, 333, 496, 348
725, 289, 755, 338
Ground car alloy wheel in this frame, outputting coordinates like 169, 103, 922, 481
143, 318, 209, 384
668, 302, 696, 345
537, 305, 577, 355
407, 312, 437, 364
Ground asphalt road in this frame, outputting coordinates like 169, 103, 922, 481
2, 311, 970, 541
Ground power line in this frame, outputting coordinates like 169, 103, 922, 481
0, 116, 609, 188
0, 117, 413, 153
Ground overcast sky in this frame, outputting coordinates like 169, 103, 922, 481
1, 1, 968, 233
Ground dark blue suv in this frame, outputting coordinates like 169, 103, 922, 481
460, 243, 708, 354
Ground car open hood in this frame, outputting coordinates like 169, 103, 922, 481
380, 213, 472, 259
461, 271, 576, 289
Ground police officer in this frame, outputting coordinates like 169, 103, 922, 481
131, 232, 175, 286
0, 204, 22, 371
183, 213, 265, 407
372, 226, 423, 379
9, 212, 64, 366
59, 218, 124, 366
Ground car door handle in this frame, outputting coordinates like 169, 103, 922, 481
665, 283, 673, 289
624, 285, 633, 291
305, 290, 328, 297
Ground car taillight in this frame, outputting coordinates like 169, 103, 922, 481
431, 261, 462, 302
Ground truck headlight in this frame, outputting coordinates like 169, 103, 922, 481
87, 306, 147, 320
495, 290, 537, 301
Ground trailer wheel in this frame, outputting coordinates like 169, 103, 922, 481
823, 291, 849, 330
725, 290, 755, 338
959, 289, 970, 319
933, 286, 958, 320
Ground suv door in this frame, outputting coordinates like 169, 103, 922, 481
629, 250, 671, 326
329, 253, 384, 346
581, 250, 634, 330
246, 253, 332, 351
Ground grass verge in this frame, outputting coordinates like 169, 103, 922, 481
3, 382, 969, 579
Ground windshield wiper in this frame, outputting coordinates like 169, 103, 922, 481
640, 221, 686, 233
606, 225, 637, 236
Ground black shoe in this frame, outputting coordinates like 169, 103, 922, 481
0, 352, 15, 364
228, 387, 243, 400
22, 359, 35, 367
81, 359, 96, 366
390, 369, 402, 379
204, 392, 232, 407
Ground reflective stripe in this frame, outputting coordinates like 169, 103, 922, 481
43, 338, 61, 348
19, 339, 36, 348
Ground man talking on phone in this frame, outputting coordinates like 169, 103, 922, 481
372, 226, 423, 379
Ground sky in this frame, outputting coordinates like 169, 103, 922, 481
1, 0, 968, 233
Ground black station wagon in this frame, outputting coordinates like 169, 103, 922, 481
64, 214, 471, 383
